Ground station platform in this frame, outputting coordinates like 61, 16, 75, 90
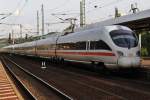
142, 59, 150, 67
0, 61, 22, 100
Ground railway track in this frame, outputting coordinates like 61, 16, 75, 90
1, 56, 72, 100
3, 54, 122, 100
3, 53, 150, 100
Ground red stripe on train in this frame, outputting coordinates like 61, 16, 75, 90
57, 52, 115, 56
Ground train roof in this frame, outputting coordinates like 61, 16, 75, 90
3, 36, 58, 49
58, 25, 132, 43
3, 25, 131, 49
36, 36, 57, 46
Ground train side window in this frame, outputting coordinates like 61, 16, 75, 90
90, 41, 96, 50
36, 45, 49, 50
76, 41, 86, 50
90, 40, 111, 50
62, 43, 76, 50
57, 43, 64, 50
57, 42, 86, 50
49, 44, 55, 50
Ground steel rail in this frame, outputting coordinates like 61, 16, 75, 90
4, 56, 73, 100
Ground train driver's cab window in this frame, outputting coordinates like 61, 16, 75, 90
90, 40, 111, 50
110, 29, 138, 48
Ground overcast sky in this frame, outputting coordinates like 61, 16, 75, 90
0, 0, 150, 38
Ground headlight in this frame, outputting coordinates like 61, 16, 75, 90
136, 51, 140, 57
117, 51, 124, 57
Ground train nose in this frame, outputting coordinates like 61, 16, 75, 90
117, 57, 141, 68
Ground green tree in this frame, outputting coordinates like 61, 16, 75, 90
141, 32, 150, 56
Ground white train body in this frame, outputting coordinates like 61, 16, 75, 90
2, 25, 141, 69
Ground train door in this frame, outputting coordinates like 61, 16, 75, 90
85, 40, 91, 61
86, 40, 90, 51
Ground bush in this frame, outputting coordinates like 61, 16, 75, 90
141, 48, 148, 57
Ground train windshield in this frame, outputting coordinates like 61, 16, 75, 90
110, 29, 138, 48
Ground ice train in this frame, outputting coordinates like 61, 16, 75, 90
2, 25, 141, 69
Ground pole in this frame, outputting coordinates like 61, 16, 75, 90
41, 4, 45, 38
80, 0, 85, 27
20, 24, 22, 38
80, 1, 83, 27
83, 0, 86, 25
12, 30, 14, 44
8, 33, 11, 44
37, 11, 39, 35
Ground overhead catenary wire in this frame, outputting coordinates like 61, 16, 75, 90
18, 0, 29, 15
45, 21, 68, 26
0, 0, 23, 39
1, 0, 29, 37
0, 0, 24, 22
76, 0, 127, 24
49, 0, 70, 11
85, 0, 123, 15
51, 0, 124, 21
0, 0, 28, 32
